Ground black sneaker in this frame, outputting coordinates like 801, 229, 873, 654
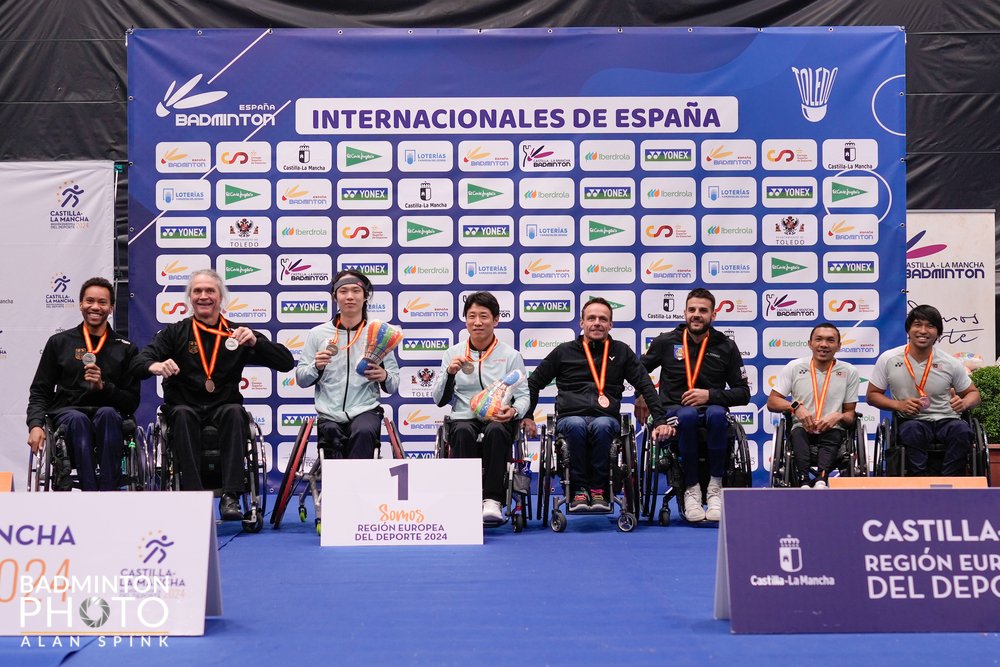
569, 488, 590, 511
219, 493, 243, 521
589, 489, 610, 511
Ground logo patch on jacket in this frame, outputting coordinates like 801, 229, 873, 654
74, 347, 86, 360
673, 344, 685, 361
188, 341, 200, 354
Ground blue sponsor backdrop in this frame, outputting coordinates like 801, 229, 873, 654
127, 27, 906, 488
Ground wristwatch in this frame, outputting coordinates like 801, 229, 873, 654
790, 400, 801, 412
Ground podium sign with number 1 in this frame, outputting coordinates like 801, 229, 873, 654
321, 459, 483, 547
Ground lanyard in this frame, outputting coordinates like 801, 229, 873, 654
582, 337, 610, 399
902, 345, 933, 397
683, 329, 709, 391
809, 359, 835, 419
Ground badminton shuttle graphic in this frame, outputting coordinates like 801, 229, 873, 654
470, 370, 525, 421
791, 66, 838, 122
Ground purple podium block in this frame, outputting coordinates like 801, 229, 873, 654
715, 488, 1000, 633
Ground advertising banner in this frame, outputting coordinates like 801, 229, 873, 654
127, 28, 907, 485
0, 161, 114, 488
905, 210, 996, 364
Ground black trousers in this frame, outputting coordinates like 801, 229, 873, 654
450, 419, 515, 502
165, 404, 247, 494
790, 427, 842, 482
317, 408, 383, 460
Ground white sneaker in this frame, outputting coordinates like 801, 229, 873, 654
482, 499, 504, 522
705, 476, 723, 521
814, 480, 828, 489
683, 485, 706, 522
800, 482, 812, 489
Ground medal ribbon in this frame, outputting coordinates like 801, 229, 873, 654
902, 344, 933, 398
81, 326, 108, 359
683, 329, 709, 391
465, 336, 499, 367
582, 337, 610, 400
192, 318, 226, 384
809, 359, 835, 420
329, 317, 366, 350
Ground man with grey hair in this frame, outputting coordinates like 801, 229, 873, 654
133, 269, 294, 519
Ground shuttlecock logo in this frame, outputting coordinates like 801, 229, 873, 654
791, 66, 838, 122
156, 74, 228, 118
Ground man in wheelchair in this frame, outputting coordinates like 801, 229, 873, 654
26, 277, 140, 491
766, 323, 859, 488
637, 287, 750, 522
135, 269, 294, 519
296, 269, 399, 462
433, 291, 529, 523
866, 304, 981, 476
523, 297, 674, 512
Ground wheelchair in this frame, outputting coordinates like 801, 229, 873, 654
536, 412, 641, 533
147, 406, 268, 533
272, 414, 406, 535
768, 411, 867, 488
872, 412, 990, 482
27, 409, 149, 492
433, 415, 533, 533
640, 412, 751, 526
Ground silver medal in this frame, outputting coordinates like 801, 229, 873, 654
225, 336, 239, 351
205, 379, 216, 393
81, 352, 97, 365
460, 360, 475, 374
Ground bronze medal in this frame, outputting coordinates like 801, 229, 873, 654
205, 378, 215, 393
326, 343, 339, 356
597, 394, 610, 409
460, 360, 475, 374
919, 395, 931, 411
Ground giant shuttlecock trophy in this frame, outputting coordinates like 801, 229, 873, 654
355, 320, 404, 375
470, 370, 524, 421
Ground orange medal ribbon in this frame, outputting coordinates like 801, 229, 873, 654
809, 359, 835, 419
902, 345, 933, 398
582, 337, 610, 405
683, 329, 709, 391
329, 317, 366, 350
192, 317, 227, 388
465, 336, 499, 366
81, 327, 108, 358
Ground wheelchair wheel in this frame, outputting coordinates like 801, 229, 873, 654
537, 420, 553, 527
242, 418, 268, 534
617, 512, 637, 533
873, 419, 889, 477
272, 417, 314, 529
971, 417, 989, 481
851, 423, 869, 477
512, 512, 525, 533
550, 509, 566, 532
728, 420, 753, 488
658, 506, 671, 527
769, 416, 789, 488
621, 419, 641, 517
434, 418, 449, 459
384, 417, 406, 459
640, 428, 654, 519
